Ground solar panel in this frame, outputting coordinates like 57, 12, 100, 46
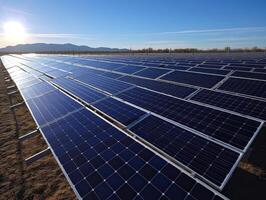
3, 54, 265, 199
93, 97, 146, 126
52, 77, 106, 104
114, 65, 146, 74
116, 87, 261, 150
231, 71, 266, 81
40, 108, 224, 200
197, 64, 223, 69
189, 67, 230, 75
118, 75, 196, 98
165, 65, 190, 71
134, 68, 171, 79
26, 90, 82, 126
218, 77, 266, 99
223, 66, 252, 71
99, 71, 123, 79
229, 63, 265, 68
74, 59, 124, 70
191, 89, 266, 121
130, 115, 240, 188
73, 73, 133, 95
160, 71, 225, 88
20, 81, 56, 100
45, 69, 70, 78
253, 68, 266, 73
16, 78, 43, 89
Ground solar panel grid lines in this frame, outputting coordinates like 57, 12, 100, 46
118, 75, 197, 99
92, 97, 147, 127
39, 107, 228, 200
73, 72, 134, 95
253, 68, 266, 73
24, 89, 83, 127
50, 75, 148, 129
190, 89, 266, 121
218, 77, 266, 99
113, 65, 146, 74
19, 81, 57, 101
51, 77, 107, 104
69, 74, 136, 98
62, 59, 126, 79
127, 115, 242, 190
155, 69, 175, 79
159, 70, 226, 88
115, 86, 262, 152
3, 54, 266, 199
223, 66, 254, 71
188, 67, 231, 76
231, 70, 266, 81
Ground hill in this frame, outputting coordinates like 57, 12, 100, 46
0, 43, 129, 53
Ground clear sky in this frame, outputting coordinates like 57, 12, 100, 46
0, 0, 266, 49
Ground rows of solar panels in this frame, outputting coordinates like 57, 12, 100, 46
1, 53, 265, 200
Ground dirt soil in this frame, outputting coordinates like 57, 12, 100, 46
0, 60, 265, 200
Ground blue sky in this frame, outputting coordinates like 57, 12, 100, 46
0, 0, 266, 49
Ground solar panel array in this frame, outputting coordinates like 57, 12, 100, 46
2, 53, 266, 200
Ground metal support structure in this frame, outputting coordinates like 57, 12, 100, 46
25, 147, 51, 165
10, 101, 25, 109
19, 129, 39, 141
7, 90, 19, 95
7, 85, 16, 89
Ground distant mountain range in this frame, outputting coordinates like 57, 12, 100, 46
0, 43, 129, 53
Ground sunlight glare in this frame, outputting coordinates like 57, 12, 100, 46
3, 21, 27, 43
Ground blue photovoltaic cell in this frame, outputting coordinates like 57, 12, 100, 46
223, 66, 252, 71
114, 65, 146, 74
20, 81, 56, 100
160, 71, 225, 88
134, 68, 171, 79
130, 115, 240, 187
45, 69, 71, 78
197, 64, 223, 69
191, 89, 266, 121
165, 65, 190, 71
231, 71, 266, 81
52, 77, 106, 104
218, 77, 266, 99
116, 87, 261, 150
143, 62, 162, 67
176, 63, 196, 67
189, 67, 230, 75
74, 73, 133, 94
70, 68, 94, 77
16, 78, 43, 89
229, 63, 265, 68
253, 68, 266, 73
41, 108, 223, 200
93, 97, 146, 126
100, 71, 123, 79
50, 62, 76, 71
73, 59, 125, 70
26, 90, 82, 126
71, 67, 121, 80
118, 75, 196, 98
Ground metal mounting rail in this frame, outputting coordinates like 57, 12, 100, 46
19, 129, 39, 141
10, 101, 25, 109
25, 147, 51, 165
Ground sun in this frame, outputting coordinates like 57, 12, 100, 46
3, 21, 27, 43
